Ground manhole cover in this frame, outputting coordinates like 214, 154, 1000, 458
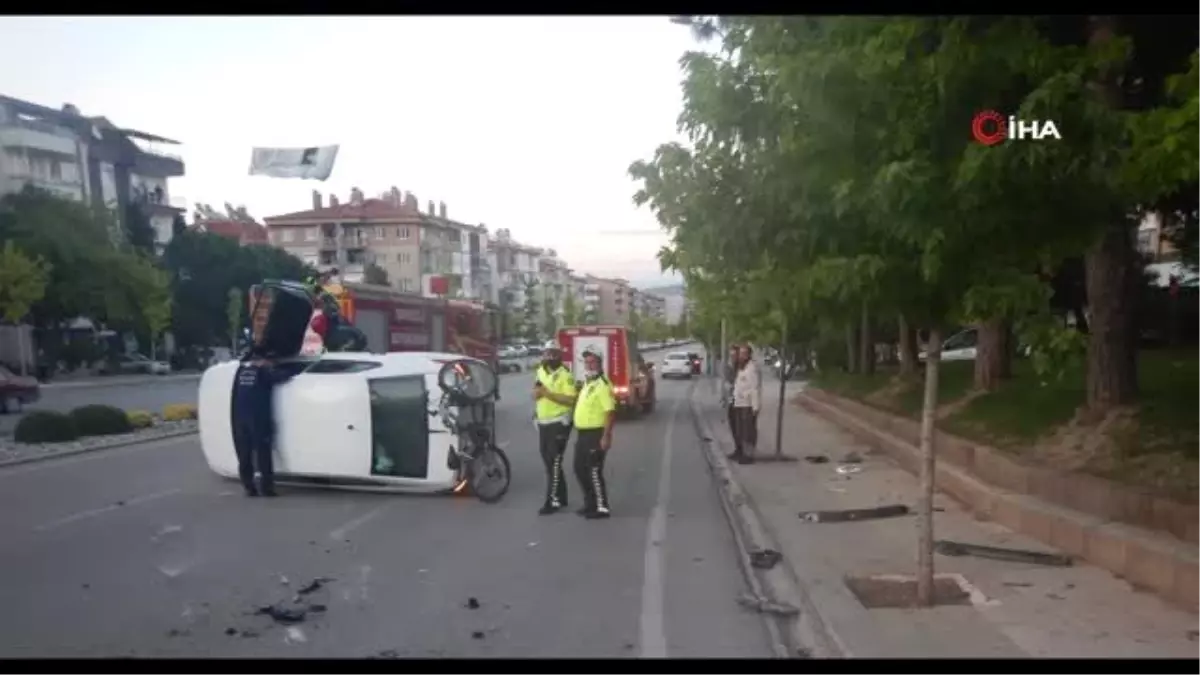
844, 574, 971, 609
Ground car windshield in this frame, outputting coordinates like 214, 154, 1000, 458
666, 353, 689, 361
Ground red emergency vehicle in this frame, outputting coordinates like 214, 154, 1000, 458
250, 282, 497, 363
557, 324, 656, 418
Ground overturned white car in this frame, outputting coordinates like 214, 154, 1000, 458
198, 281, 511, 502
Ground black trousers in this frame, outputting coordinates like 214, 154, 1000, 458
573, 428, 609, 512
731, 406, 758, 457
726, 403, 741, 454
537, 421, 571, 506
232, 419, 274, 493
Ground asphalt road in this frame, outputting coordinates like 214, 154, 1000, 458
0, 365, 771, 657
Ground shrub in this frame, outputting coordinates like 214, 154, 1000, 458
69, 404, 134, 436
127, 410, 155, 429
163, 403, 198, 422
14, 411, 80, 444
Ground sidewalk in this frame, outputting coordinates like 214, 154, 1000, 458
695, 377, 1198, 658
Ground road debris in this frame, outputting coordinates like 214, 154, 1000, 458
284, 626, 307, 644
465, 597, 481, 610
1002, 581, 1033, 588
803, 455, 829, 464
167, 628, 189, 638
934, 540, 1073, 567
735, 592, 800, 617
298, 576, 334, 595
799, 504, 910, 523
835, 464, 862, 475
240, 630, 260, 638
279, 575, 290, 586
841, 452, 863, 464
471, 630, 485, 640
224, 627, 238, 636
256, 604, 307, 624
749, 548, 782, 570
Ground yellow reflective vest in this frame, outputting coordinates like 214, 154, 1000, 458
535, 365, 576, 424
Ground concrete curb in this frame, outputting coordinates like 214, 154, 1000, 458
0, 426, 198, 469
687, 379, 846, 659
41, 373, 202, 390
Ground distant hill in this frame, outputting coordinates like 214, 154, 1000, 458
639, 283, 685, 297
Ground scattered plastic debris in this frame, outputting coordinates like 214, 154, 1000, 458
256, 604, 307, 624
279, 575, 290, 586
934, 540, 1073, 567
285, 626, 307, 644
735, 592, 800, 617
471, 630, 485, 640
418, 568, 429, 574
465, 597, 481, 610
298, 577, 334, 595
749, 549, 783, 570
224, 627, 237, 636
835, 464, 862, 475
799, 504, 910, 523
841, 452, 863, 464
527, 541, 539, 548
803, 455, 829, 464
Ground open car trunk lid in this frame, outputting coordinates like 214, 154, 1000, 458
248, 281, 316, 359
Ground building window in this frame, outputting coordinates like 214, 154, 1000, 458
306, 228, 318, 241
396, 252, 412, 265
396, 227, 411, 240
375, 227, 385, 239
284, 229, 297, 243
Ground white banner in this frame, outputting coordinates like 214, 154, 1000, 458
248, 145, 339, 181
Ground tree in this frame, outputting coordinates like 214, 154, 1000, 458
122, 204, 157, 255
227, 288, 243, 351
137, 260, 172, 360
561, 292, 580, 326
542, 290, 558, 338
522, 279, 539, 341
0, 241, 51, 374
364, 263, 390, 286
171, 213, 188, 238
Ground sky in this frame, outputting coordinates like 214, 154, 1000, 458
0, 16, 697, 288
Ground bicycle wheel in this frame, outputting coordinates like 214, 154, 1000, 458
467, 445, 511, 504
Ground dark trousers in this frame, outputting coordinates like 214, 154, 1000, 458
731, 406, 758, 457
573, 428, 609, 512
537, 421, 571, 506
232, 419, 274, 493
726, 404, 741, 454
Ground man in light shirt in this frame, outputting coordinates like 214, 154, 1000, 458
730, 344, 762, 465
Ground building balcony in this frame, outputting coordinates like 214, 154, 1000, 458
343, 235, 368, 249
0, 119, 79, 157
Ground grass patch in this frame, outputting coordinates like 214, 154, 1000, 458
809, 349, 1199, 498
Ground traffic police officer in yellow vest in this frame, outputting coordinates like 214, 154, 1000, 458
573, 349, 617, 519
533, 345, 578, 515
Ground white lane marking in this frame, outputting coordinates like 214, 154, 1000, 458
328, 503, 391, 541
0, 434, 196, 479
33, 488, 183, 532
639, 394, 683, 658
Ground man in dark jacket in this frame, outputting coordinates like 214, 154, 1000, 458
231, 346, 297, 497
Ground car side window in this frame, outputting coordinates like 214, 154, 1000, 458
303, 360, 382, 374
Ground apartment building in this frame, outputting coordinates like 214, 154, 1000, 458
264, 188, 423, 290
1137, 212, 1182, 262
264, 188, 489, 300
488, 228, 542, 309
190, 203, 269, 246
636, 291, 667, 321
0, 95, 186, 252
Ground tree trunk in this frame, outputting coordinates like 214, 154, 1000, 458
973, 318, 1012, 391
916, 326, 942, 607
844, 323, 858, 374
1084, 220, 1140, 409
1083, 15, 1139, 411
898, 315, 919, 376
775, 315, 788, 458
15, 328, 27, 376
859, 301, 875, 376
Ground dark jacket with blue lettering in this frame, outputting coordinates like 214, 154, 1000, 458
231, 350, 297, 440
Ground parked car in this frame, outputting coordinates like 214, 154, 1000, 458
100, 353, 172, 376
0, 364, 40, 414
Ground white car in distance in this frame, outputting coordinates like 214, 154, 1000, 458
659, 352, 694, 379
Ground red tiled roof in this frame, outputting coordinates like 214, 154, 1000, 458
264, 199, 422, 223
193, 220, 269, 245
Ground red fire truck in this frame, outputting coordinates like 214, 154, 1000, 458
251, 282, 498, 363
